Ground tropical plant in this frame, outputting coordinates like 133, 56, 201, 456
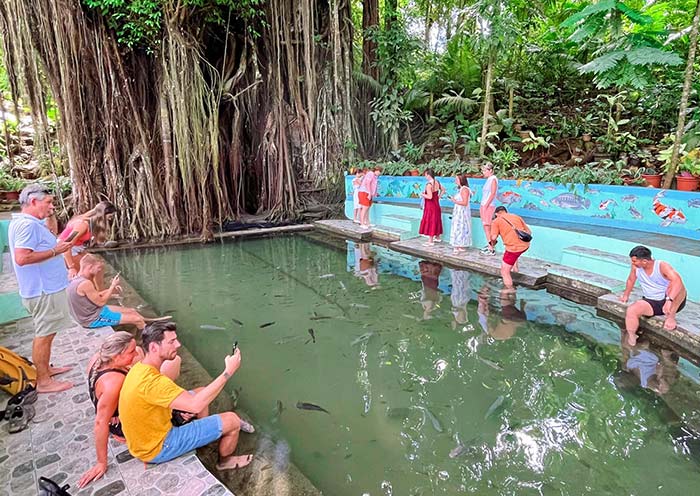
0, 169, 26, 191
489, 145, 520, 174
561, 0, 684, 89
522, 132, 552, 152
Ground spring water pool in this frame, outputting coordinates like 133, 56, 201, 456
105, 235, 700, 495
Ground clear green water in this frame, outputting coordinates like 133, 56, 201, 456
105, 235, 700, 496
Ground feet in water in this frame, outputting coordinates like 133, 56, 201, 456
627, 331, 639, 347
49, 366, 72, 376
216, 454, 254, 470
37, 379, 73, 393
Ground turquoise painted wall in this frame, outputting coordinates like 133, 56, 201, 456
346, 174, 700, 240
345, 175, 700, 301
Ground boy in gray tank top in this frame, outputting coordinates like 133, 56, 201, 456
619, 245, 687, 346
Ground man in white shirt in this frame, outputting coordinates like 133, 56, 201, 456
8, 184, 75, 392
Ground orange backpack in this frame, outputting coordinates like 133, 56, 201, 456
0, 347, 36, 395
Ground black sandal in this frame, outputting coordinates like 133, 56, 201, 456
8, 404, 35, 433
8, 384, 37, 407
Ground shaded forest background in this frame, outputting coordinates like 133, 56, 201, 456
0, 0, 698, 239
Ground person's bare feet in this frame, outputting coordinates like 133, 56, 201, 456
37, 379, 73, 393
49, 366, 73, 376
627, 332, 638, 347
663, 317, 677, 331
216, 454, 254, 470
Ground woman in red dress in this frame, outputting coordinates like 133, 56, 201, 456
419, 168, 444, 245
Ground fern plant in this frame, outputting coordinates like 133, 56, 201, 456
561, 0, 683, 89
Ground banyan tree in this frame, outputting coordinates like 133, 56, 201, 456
0, 0, 354, 239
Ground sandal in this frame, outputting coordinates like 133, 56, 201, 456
8, 404, 35, 433
8, 384, 37, 407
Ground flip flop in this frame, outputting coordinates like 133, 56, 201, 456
7, 384, 37, 407
8, 404, 35, 433
143, 315, 173, 322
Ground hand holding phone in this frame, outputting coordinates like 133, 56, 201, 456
231, 341, 238, 355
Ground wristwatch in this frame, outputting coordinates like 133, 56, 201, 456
665, 296, 673, 302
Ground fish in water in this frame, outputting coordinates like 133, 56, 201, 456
688, 198, 700, 208
497, 191, 522, 205
318, 273, 335, 279
339, 281, 347, 291
599, 199, 617, 210
231, 318, 243, 327
417, 406, 443, 433
628, 206, 643, 219
550, 193, 590, 210
296, 402, 330, 414
522, 202, 540, 211
351, 332, 374, 346
621, 194, 638, 202
653, 191, 687, 226
401, 314, 421, 321
260, 322, 276, 328
200, 324, 226, 330
477, 356, 504, 371
485, 395, 506, 419
350, 303, 370, 309
386, 407, 412, 419
308, 328, 316, 344
272, 400, 284, 423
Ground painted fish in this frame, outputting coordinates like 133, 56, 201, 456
523, 202, 540, 211
628, 206, 643, 219
497, 191, 522, 205
260, 322, 276, 328
539, 200, 550, 207
550, 193, 590, 210
296, 402, 330, 414
688, 198, 700, 208
319, 273, 335, 279
544, 185, 557, 191
200, 324, 226, 330
528, 189, 544, 197
599, 199, 617, 210
652, 191, 687, 226
592, 213, 612, 219
621, 194, 638, 202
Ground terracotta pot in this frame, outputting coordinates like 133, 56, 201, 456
641, 174, 662, 188
676, 175, 700, 191
409, 169, 420, 176
0, 190, 20, 201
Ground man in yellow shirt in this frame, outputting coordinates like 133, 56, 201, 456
119, 322, 253, 469
488, 206, 532, 291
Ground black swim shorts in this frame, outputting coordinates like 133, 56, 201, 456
642, 297, 686, 317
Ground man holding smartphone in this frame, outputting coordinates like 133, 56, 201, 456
119, 322, 254, 469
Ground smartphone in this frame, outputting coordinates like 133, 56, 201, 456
65, 230, 80, 242
231, 341, 238, 355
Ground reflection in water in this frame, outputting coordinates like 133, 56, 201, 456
619, 336, 680, 395
355, 243, 378, 287
450, 269, 471, 330
419, 260, 442, 320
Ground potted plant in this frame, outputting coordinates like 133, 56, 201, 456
676, 148, 700, 191
640, 167, 663, 188
0, 170, 26, 201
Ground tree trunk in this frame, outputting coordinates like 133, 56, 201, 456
479, 55, 495, 156
362, 0, 379, 80
662, 0, 700, 189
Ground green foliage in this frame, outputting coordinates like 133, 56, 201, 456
0, 168, 26, 191
82, 0, 265, 49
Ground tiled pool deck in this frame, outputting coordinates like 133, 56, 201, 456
0, 253, 234, 496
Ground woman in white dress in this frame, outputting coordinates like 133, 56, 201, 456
450, 174, 473, 254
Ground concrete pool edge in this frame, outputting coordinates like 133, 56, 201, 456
99, 256, 323, 496
314, 219, 700, 361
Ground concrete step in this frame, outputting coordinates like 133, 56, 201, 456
372, 224, 413, 242
546, 265, 626, 305
314, 220, 371, 241
383, 213, 421, 236
560, 245, 631, 282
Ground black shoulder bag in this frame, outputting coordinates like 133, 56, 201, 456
501, 216, 532, 242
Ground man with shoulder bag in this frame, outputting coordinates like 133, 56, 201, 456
488, 206, 532, 291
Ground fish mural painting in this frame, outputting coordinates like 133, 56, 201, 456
652, 191, 686, 227
497, 191, 522, 205
550, 193, 591, 210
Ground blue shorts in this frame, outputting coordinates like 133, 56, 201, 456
150, 414, 223, 464
87, 306, 122, 328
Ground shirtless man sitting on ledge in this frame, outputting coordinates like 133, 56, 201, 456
620, 245, 687, 346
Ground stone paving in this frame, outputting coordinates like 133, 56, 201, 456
0, 252, 233, 496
